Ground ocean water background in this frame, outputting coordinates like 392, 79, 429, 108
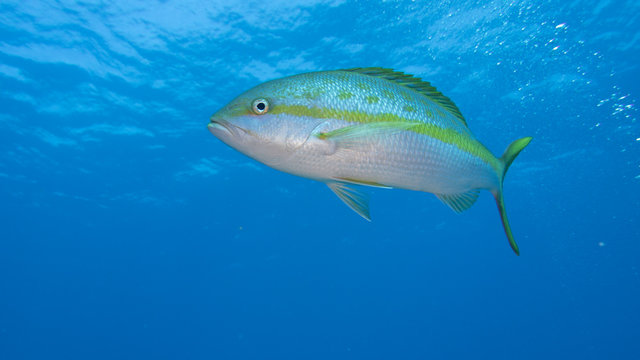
1, 0, 639, 359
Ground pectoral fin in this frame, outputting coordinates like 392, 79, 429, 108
316, 122, 415, 149
326, 181, 371, 221
335, 177, 393, 189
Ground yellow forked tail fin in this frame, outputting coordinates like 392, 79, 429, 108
493, 137, 533, 255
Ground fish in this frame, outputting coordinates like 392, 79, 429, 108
208, 68, 531, 255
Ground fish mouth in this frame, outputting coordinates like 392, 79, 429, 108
208, 118, 256, 140
208, 119, 237, 137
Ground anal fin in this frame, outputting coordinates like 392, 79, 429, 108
326, 181, 371, 221
436, 190, 480, 213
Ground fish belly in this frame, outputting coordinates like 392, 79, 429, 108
282, 130, 500, 194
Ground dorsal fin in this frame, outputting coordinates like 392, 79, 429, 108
342, 67, 467, 127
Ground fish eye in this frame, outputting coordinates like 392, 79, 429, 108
251, 98, 269, 115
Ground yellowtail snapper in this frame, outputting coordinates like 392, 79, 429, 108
208, 68, 531, 255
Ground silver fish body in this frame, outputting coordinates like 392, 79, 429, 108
208, 68, 531, 254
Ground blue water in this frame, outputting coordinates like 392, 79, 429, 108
1, 1, 639, 359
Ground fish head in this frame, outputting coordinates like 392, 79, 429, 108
208, 78, 325, 167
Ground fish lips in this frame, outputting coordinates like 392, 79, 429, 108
208, 119, 239, 139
